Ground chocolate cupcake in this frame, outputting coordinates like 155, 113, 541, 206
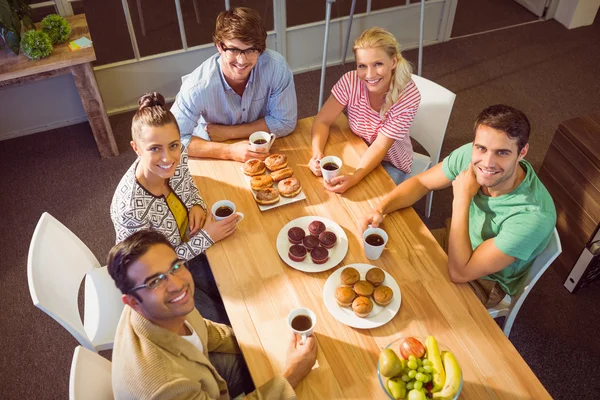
288, 227, 306, 245
302, 235, 320, 250
353, 280, 375, 297
310, 247, 329, 264
308, 220, 326, 236
318, 231, 337, 249
288, 244, 307, 262
366, 267, 385, 287
340, 267, 360, 287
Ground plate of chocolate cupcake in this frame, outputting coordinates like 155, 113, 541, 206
322, 264, 401, 329
276, 216, 349, 272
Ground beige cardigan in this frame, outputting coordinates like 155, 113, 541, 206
112, 307, 296, 400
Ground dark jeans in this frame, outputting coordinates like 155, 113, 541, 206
187, 253, 231, 325
209, 352, 256, 398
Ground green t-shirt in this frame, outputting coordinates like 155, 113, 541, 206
441, 143, 556, 295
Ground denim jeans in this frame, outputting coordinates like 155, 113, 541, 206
381, 161, 408, 185
187, 253, 231, 325
209, 351, 255, 398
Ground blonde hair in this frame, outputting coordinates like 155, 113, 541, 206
353, 27, 412, 118
131, 92, 179, 142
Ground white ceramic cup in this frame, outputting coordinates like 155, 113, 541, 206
287, 307, 317, 345
319, 155, 343, 183
362, 226, 389, 260
211, 200, 244, 223
249, 131, 276, 152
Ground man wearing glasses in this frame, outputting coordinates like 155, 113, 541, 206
109, 230, 317, 399
171, 7, 297, 162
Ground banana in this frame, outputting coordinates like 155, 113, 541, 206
426, 336, 445, 392
432, 351, 462, 400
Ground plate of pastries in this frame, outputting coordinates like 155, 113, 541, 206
276, 216, 349, 273
242, 154, 306, 211
323, 264, 401, 329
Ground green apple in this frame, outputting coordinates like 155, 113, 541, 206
387, 377, 407, 400
407, 389, 427, 400
380, 348, 404, 378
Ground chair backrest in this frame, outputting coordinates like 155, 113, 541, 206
409, 74, 456, 166
27, 212, 101, 350
69, 346, 113, 400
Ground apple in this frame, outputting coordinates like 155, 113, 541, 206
398, 337, 426, 359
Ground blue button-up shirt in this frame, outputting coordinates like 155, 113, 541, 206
171, 49, 297, 145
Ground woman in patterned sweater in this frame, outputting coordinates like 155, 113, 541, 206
309, 27, 421, 192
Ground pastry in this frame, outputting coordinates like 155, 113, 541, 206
288, 245, 307, 262
302, 235, 320, 250
353, 280, 374, 297
373, 285, 394, 307
255, 188, 280, 205
352, 296, 373, 318
277, 177, 302, 197
308, 220, 326, 236
243, 159, 266, 176
340, 267, 360, 287
310, 247, 329, 264
335, 286, 357, 307
318, 231, 337, 249
287, 227, 306, 245
264, 154, 288, 171
250, 174, 273, 190
366, 267, 385, 287
271, 167, 294, 182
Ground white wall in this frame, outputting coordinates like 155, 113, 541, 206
554, 0, 600, 29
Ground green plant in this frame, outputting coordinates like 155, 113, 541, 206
0, 0, 35, 55
20, 29, 52, 60
41, 13, 70, 44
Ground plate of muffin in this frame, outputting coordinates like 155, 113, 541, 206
276, 216, 349, 273
242, 154, 306, 211
323, 264, 401, 329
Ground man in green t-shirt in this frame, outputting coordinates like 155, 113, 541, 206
360, 105, 556, 307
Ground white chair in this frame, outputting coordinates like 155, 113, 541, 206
69, 346, 113, 400
406, 74, 456, 218
488, 228, 562, 337
27, 212, 124, 352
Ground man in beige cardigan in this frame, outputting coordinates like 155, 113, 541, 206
107, 230, 318, 399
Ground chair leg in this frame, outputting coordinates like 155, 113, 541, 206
425, 192, 433, 218
503, 313, 516, 337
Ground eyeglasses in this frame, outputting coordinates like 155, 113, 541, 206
128, 260, 188, 293
220, 42, 261, 59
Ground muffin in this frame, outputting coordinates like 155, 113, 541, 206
288, 245, 307, 262
335, 286, 357, 307
366, 267, 385, 287
318, 231, 337, 249
340, 267, 360, 287
302, 235, 320, 250
353, 280, 374, 297
287, 227, 306, 245
373, 285, 394, 307
310, 247, 329, 264
308, 220, 326, 236
352, 296, 373, 318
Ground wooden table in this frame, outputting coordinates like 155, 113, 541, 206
0, 14, 118, 158
188, 115, 551, 399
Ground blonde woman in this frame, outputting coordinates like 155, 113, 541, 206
309, 27, 421, 192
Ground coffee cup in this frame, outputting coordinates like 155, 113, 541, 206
249, 131, 276, 152
362, 226, 388, 260
319, 155, 343, 183
211, 200, 244, 223
287, 307, 317, 345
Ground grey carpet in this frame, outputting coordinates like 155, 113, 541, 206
1, 14, 600, 400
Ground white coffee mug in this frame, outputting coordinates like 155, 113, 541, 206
249, 131, 276, 152
362, 226, 389, 260
211, 200, 244, 222
319, 155, 343, 183
287, 307, 317, 345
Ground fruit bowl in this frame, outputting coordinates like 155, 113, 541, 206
377, 337, 463, 400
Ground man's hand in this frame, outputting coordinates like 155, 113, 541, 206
309, 153, 324, 177
228, 141, 270, 162
358, 209, 385, 234
188, 205, 206, 236
452, 165, 480, 203
323, 174, 358, 194
282, 332, 318, 388
205, 124, 231, 142
202, 213, 240, 243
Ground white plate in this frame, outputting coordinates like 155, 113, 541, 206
276, 216, 349, 273
241, 168, 307, 211
323, 264, 401, 329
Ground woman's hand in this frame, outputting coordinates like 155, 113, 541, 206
309, 153, 324, 177
323, 173, 358, 194
202, 213, 240, 243
188, 205, 206, 236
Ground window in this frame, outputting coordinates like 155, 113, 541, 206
85, 0, 135, 65
286, 0, 366, 27
126, 0, 183, 57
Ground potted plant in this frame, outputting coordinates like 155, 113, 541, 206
0, 0, 35, 55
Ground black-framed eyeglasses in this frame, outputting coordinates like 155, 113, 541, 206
220, 42, 261, 58
128, 260, 188, 293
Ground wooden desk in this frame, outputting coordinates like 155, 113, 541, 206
188, 115, 550, 399
0, 14, 118, 158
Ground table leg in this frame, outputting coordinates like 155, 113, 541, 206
70, 63, 119, 158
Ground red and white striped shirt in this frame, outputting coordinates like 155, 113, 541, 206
331, 71, 420, 173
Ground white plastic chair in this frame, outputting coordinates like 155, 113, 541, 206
27, 212, 124, 352
69, 346, 113, 400
406, 74, 456, 218
488, 228, 562, 337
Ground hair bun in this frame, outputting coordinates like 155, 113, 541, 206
138, 92, 166, 110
